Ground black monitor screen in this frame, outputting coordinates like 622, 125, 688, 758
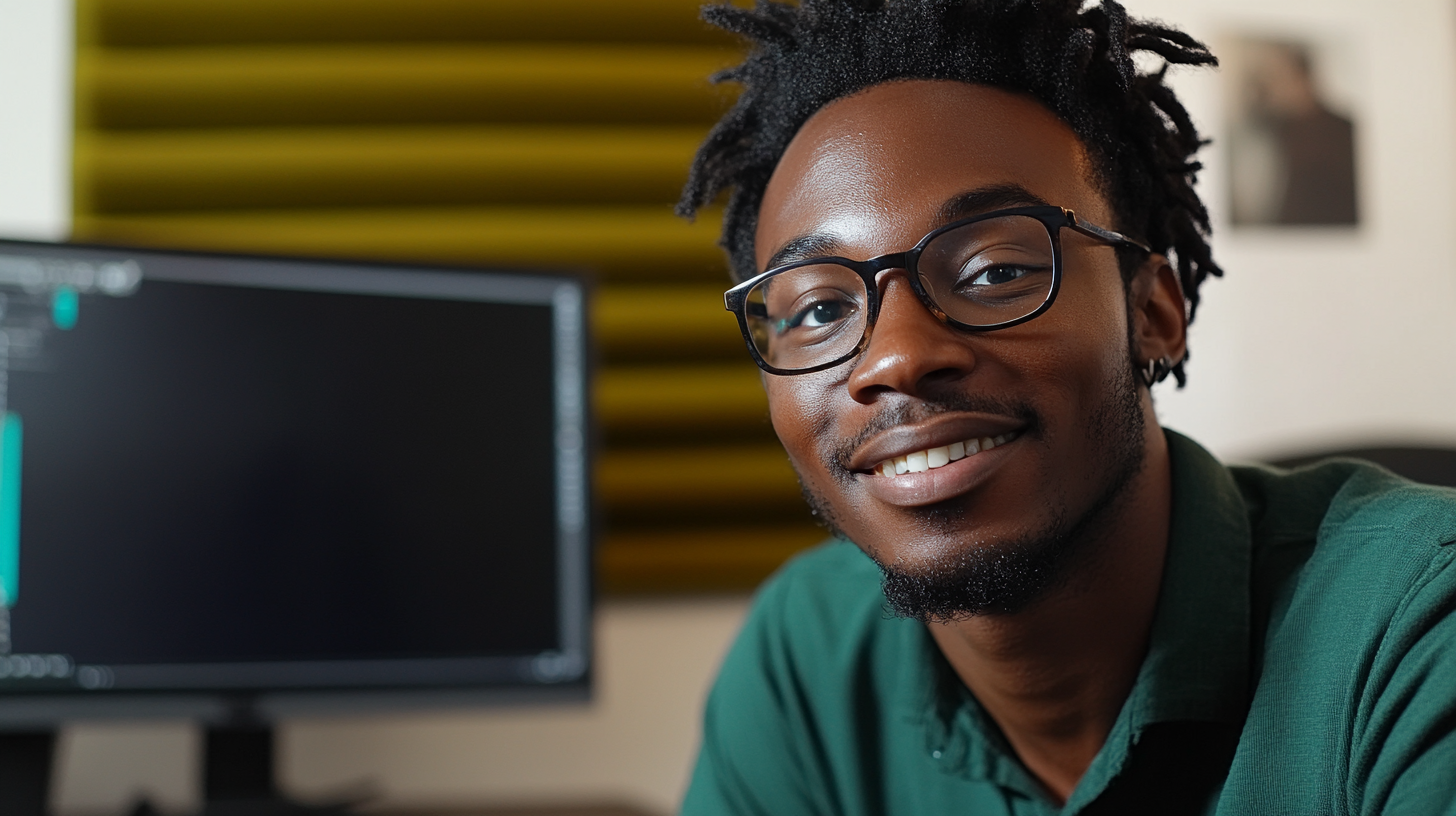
0, 241, 589, 706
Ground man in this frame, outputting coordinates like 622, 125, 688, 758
673, 1, 1456, 814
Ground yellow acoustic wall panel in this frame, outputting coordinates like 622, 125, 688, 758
72, 0, 823, 593
82, 46, 741, 130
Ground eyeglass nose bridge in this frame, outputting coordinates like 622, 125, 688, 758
846, 249, 952, 331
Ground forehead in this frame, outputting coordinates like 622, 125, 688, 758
755, 80, 1108, 268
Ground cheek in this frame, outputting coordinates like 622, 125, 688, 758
765, 376, 839, 471
995, 271, 1131, 403
1086, 293, 1134, 377
1059, 282, 1135, 399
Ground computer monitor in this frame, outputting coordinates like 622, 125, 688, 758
0, 238, 591, 811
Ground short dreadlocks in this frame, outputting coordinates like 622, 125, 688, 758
677, 0, 1221, 386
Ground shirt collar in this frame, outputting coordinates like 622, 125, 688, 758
1128, 428, 1252, 726
1065, 430, 1253, 812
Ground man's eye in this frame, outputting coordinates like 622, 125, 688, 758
967, 265, 1033, 286
778, 298, 854, 333
798, 301, 846, 328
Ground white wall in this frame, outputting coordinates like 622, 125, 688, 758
1144, 0, 1456, 460
54, 597, 751, 815
279, 597, 748, 814
11, 0, 1456, 814
0, 0, 71, 240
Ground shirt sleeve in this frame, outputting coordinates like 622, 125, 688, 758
679, 567, 831, 816
1356, 543, 1456, 815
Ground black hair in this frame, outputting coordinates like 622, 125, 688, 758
677, 0, 1221, 386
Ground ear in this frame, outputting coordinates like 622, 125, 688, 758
1128, 254, 1187, 372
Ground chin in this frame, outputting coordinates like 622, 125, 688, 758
857, 507, 1074, 621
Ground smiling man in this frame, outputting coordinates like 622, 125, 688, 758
673, 2, 1456, 815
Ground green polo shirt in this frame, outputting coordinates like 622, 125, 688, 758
682, 431, 1456, 815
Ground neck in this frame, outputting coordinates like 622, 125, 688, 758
927, 423, 1172, 805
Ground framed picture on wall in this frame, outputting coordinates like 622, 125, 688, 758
1222, 33, 1360, 227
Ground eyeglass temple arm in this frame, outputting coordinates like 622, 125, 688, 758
1063, 209, 1152, 254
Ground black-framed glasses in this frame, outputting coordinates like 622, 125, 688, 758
724, 205, 1151, 375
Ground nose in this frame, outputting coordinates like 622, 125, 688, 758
846, 272, 978, 404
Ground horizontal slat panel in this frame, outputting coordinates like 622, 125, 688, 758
89, 0, 732, 47
76, 0, 796, 593
596, 363, 765, 432
80, 45, 739, 129
594, 285, 741, 358
71, 206, 727, 281
598, 525, 826, 594
596, 445, 801, 509
78, 125, 703, 211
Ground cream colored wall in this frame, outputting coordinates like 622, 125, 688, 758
1142, 0, 1456, 459
280, 596, 750, 814
0, 0, 71, 240
10, 0, 1456, 814
53, 596, 752, 815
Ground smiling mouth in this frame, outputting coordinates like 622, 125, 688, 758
872, 430, 1021, 478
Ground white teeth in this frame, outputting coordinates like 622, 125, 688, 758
906, 451, 929, 473
872, 431, 1020, 478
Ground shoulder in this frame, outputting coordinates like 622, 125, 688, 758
682, 540, 929, 815
721, 539, 920, 688
1231, 456, 1456, 568
750, 539, 886, 627
1231, 458, 1456, 647
1204, 459, 1456, 811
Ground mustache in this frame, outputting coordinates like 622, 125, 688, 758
827, 393, 1042, 475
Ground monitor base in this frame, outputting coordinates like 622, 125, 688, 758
0, 732, 54, 816
199, 722, 360, 815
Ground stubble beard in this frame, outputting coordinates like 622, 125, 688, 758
799, 365, 1148, 623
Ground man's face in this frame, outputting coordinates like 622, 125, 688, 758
754, 80, 1156, 617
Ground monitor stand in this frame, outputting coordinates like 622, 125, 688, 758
0, 732, 54, 816
120, 724, 354, 816
200, 700, 354, 816
0, 707, 357, 816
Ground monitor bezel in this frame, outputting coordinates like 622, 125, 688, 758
0, 238, 593, 724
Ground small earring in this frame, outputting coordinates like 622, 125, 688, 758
1141, 356, 1173, 387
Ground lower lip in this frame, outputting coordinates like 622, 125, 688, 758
856, 437, 1018, 507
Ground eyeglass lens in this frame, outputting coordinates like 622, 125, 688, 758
743, 213, 1056, 371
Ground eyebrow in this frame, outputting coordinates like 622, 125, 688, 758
934, 183, 1051, 224
763, 234, 843, 271
761, 183, 1054, 271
